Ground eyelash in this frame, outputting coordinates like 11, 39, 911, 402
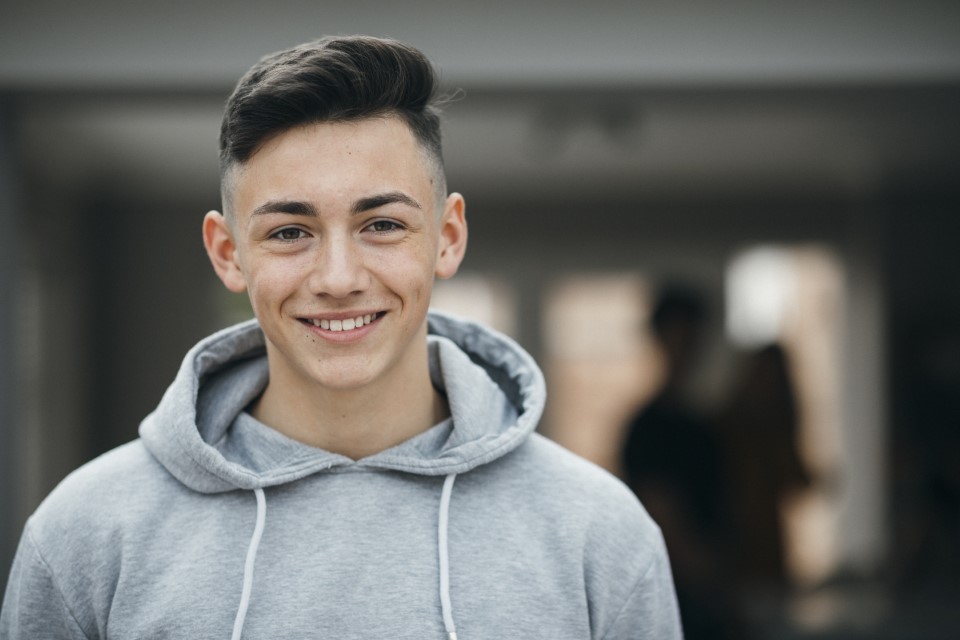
366, 220, 404, 234
269, 227, 308, 242
267, 220, 404, 242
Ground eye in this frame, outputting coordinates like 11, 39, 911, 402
270, 227, 308, 241
367, 220, 403, 234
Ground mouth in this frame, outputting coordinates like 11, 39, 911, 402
298, 311, 385, 332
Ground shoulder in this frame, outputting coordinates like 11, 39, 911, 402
28, 439, 179, 552
521, 436, 681, 638
12, 440, 180, 636
521, 433, 629, 487
479, 433, 665, 555
516, 434, 651, 512
468, 434, 680, 637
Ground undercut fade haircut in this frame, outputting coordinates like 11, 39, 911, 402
219, 35, 447, 214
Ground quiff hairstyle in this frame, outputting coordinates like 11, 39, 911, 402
219, 35, 447, 214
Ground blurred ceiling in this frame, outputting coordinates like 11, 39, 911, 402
3, 1, 960, 87
5, 1, 960, 212
15, 85, 960, 210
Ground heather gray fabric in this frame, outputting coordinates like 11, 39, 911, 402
1, 311, 683, 639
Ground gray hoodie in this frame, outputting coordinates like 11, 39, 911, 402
1, 311, 682, 639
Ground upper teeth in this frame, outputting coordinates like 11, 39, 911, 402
310, 314, 375, 331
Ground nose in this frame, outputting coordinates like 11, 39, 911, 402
307, 233, 370, 298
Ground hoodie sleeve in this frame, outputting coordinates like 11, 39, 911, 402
598, 541, 683, 640
575, 465, 683, 640
1, 526, 93, 640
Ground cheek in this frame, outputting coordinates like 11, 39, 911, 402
245, 261, 304, 310
380, 252, 436, 300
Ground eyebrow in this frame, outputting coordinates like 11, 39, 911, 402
251, 200, 319, 217
250, 191, 423, 219
351, 191, 422, 215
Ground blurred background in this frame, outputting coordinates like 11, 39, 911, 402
1, 1, 958, 637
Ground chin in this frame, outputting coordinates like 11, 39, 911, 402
306, 361, 384, 391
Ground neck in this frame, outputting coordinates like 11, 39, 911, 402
251, 347, 449, 460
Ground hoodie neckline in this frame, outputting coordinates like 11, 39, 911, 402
214, 410, 457, 476
139, 311, 546, 493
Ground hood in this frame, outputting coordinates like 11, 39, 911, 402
139, 310, 546, 494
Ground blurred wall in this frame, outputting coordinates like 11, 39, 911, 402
0, 101, 21, 590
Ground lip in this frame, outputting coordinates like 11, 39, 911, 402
299, 310, 383, 322
297, 311, 385, 343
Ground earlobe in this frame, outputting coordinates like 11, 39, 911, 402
435, 193, 468, 280
202, 211, 247, 293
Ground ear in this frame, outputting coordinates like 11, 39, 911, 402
435, 193, 468, 280
203, 210, 247, 293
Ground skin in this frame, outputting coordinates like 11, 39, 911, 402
203, 117, 467, 459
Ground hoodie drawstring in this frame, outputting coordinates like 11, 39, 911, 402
231, 488, 266, 640
230, 479, 457, 640
438, 473, 459, 640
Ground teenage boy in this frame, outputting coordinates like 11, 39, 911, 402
1, 36, 682, 639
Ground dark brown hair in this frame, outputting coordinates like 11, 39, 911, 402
219, 35, 446, 206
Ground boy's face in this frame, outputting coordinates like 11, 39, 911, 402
204, 117, 467, 393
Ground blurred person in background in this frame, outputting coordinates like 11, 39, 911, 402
891, 323, 960, 592
1, 36, 681, 639
715, 343, 811, 595
622, 284, 744, 639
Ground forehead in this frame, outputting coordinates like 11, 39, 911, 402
228, 117, 436, 215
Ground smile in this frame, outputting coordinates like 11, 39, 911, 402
301, 312, 383, 332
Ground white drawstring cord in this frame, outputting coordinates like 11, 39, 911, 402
230, 481, 453, 639
231, 488, 266, 640
438, 473, 459, 640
